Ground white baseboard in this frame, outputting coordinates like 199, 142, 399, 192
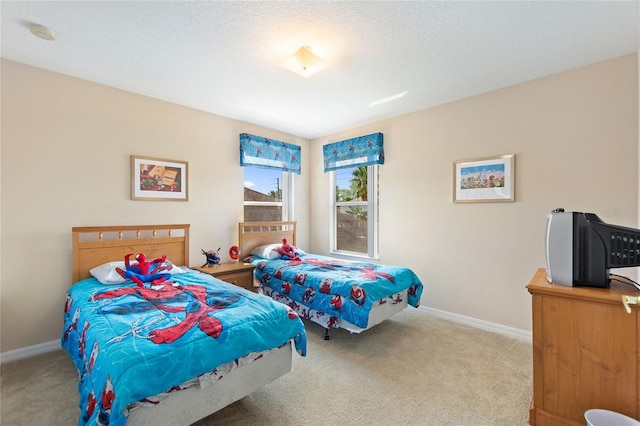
1, 339, 61, 364
418, 306, 532, 343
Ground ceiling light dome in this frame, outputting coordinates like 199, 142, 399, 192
29, 24, 55, 41
281, 46, 325, 78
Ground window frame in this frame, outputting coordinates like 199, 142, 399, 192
243, 168, 294, 222
329, 164, 378, 259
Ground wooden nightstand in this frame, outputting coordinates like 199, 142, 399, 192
192, 262, 256, 291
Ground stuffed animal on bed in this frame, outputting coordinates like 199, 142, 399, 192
116, 253, 172, 287
275, 238, 301, 261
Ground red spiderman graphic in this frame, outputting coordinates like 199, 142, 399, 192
274, 267, 285, 279
319, 278, 333, 294
84, 376, 114, 425
62, 306, 80, 341
101, 378, 114, 411
330, 294, 343, 311
85, 391, 97, 423
408, 284, 418, 296
93, 281, 241, 344
293, 272, 307, 286
78, 321, 90, 360
88, 341, 98, 373
326, 316, 339, 329
350, 286, 366, 306
260, 273, 271, 287
302, 287, 316, 303
353, 266, 393, 283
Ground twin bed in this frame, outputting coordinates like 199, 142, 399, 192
63, 224, 306, 426
63, 221, 423, 425
238, 221, 423, 336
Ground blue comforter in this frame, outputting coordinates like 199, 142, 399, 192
250, 254, 423, 329
61, 270, 306, 426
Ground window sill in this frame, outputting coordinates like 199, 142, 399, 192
329, 251, 379, 262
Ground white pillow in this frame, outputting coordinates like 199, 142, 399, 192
90, 261, 127, 284
89, 259, 187, 284
170, 264, 188, 274
249, 244, 307, 259
250, 244, 282, 259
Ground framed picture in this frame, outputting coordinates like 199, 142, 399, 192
453, 154, 515, 203
131, 155, 189, 201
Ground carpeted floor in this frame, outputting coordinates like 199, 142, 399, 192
1, 307, 532, 425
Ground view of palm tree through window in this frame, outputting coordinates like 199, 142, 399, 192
335, 165, 369, 253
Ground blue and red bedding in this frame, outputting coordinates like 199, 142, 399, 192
62, 270, 306, 426
247, 254, 423, 329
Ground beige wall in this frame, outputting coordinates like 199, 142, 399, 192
310, 53, 639, 331
0, 59, 310, 352
1, 54, 638, 354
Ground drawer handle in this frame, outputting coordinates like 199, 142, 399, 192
622, 295, 639, 313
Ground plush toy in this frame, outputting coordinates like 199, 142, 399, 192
201, 248, 221, 267
275, 238, 301, 261
229, 245, 240, 263
116, 253, 172, 287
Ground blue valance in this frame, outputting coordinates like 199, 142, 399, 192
240, 133, 301, 175
323, 132, 384, 172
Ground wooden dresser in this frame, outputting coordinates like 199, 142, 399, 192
192, 262, 256, 292
526, 268, 640, 425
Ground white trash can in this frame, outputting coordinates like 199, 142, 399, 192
585, 409, 640, 426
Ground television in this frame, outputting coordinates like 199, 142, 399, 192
545, 208, 640, 288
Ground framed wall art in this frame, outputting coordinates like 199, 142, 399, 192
453, 154, 515, 203
131, 155, 189, 201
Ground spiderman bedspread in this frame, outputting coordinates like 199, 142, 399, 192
61, 270, 306, 426
250, 254, 423, 329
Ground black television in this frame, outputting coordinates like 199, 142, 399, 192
545, 208, 640, 288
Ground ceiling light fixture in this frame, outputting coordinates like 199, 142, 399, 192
282, 46, 326, 78
29, 23, 56, 41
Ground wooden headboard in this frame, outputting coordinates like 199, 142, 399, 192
72, 224, 190, 283
238, 221, 296, 258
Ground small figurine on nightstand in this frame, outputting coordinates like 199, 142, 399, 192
201, 248, 221, 267
229, 245, 240, 263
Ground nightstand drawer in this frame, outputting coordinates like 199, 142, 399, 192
191, 263, 256, 292
216, 271, 254, 290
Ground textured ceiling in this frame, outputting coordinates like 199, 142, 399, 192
2, 1, 639, 139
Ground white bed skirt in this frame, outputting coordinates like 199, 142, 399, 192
126, 341, 293, 426
340, 293, 408, 333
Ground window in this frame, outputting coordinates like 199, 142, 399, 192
239, 133, 299, 222
330, 165, 378, 258
244, 167, 293, 222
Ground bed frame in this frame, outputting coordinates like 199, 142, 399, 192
238, 221, 408, 336
238, 221, 296, 256
70, 224, 293, 425
72, 224, 190, 283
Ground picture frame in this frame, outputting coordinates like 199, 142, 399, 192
453, 154, 515, 203
131, 155, 189, 201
